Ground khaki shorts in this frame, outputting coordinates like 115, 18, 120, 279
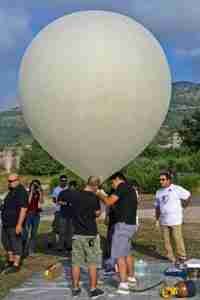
72, 235, 102, 267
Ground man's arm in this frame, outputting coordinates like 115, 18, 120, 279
155, 206, 160, 221
181, 196, 192, 208
97, 191, 119, 206
28, 189, 33, 204
57, 192, 67, 206
16, 207, 28, 234
39, 190, 44, 204
95, 209, 101, 217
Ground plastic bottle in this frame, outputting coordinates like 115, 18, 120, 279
135, 259, 147, 277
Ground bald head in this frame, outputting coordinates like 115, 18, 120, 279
85, 176, 101, 193
8, 173, 19, 181
87, 176, 101, 187
8, 173, 20, 188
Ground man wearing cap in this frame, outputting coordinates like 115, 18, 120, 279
1, 174, 28, 273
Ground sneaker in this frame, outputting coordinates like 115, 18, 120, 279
116, 282, 130, 295
175, 257, 187, 269
72, 288, 81, 297
128, 276, 137, 287
4, 261, 13, 268
4, 265, 20, 274
0, 261, 13, 273
89, 288, 104, 298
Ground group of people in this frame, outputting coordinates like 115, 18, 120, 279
0, 170, 191, 298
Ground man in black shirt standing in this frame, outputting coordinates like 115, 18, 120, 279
71, 176, 104, 298
57, 181, 78, 253
1, 174, 28, 273
97, 172, 138, 295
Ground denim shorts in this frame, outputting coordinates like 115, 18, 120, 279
111, 222, 137, 258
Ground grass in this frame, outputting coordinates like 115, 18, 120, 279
0, 219, 200, 299
0, 221, 57, 299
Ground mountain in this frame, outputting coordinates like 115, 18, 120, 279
164, 81, 200, 130
0, 107, 32, 147
0, 81, 200, 147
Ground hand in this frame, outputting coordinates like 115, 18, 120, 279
96, 189, 107, 197
16, 224, 22, 235
99, 189, 108, 197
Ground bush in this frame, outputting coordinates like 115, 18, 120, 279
19, 140, 64, 175
125, 158, 160, 193
176, 173, 200, 192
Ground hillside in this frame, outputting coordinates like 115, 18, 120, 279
164, 81, 200, 129
0, 107, 32, 147
0, 81, 200, 147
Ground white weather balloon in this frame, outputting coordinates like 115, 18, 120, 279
19, 10, 171, 180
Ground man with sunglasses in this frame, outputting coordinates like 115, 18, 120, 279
51, 174, 68, 251
1, 174, 28, 273
154, 171, 191, 266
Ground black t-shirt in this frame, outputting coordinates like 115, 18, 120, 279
1, 184, 28, 228
58, 189, 75, 218
71, 190, 100, 236
113, 182, 137, 225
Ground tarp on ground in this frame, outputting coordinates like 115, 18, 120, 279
3, 261, 200, 300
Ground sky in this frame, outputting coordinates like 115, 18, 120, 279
0, 0, 199, 111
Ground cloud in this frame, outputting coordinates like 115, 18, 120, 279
129, 0, 200, 81
176, 48, 200, 58
132, 0, 200, 49
0, 6, 32, 53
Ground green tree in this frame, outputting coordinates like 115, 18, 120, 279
179, 110, 200, 150
19, 140, 64, 175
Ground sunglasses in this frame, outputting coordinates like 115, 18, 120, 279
159, 178, 167, 182
8, 179, 18, 183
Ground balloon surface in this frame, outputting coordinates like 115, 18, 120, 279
19, 10, 171, 180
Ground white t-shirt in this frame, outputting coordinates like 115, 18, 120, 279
52, 186, 68, 212
154, 184, 191, 226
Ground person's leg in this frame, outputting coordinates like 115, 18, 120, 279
126, 226, 137, 281
111, 224, 127, 281
86, 236, 104, 297
71, 265, 81, 289
117, 256, 128, 282
104, 224, 116, 269
29, 214, 40, 254
57, 215, 66, 250
171, 225, 187, 261
65, 218, 73, 250
126, 255, 134, 278
50, 213, 57, 246
71, 237, 84, 289
106, 223, 114, 258
1, 226, 14, 264
161, 226, 175, 262
88, 264, 97, 289
23, 214, 32, 256
10, 228, 23, 268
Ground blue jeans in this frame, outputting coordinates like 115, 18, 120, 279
23, 213, 40, 255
